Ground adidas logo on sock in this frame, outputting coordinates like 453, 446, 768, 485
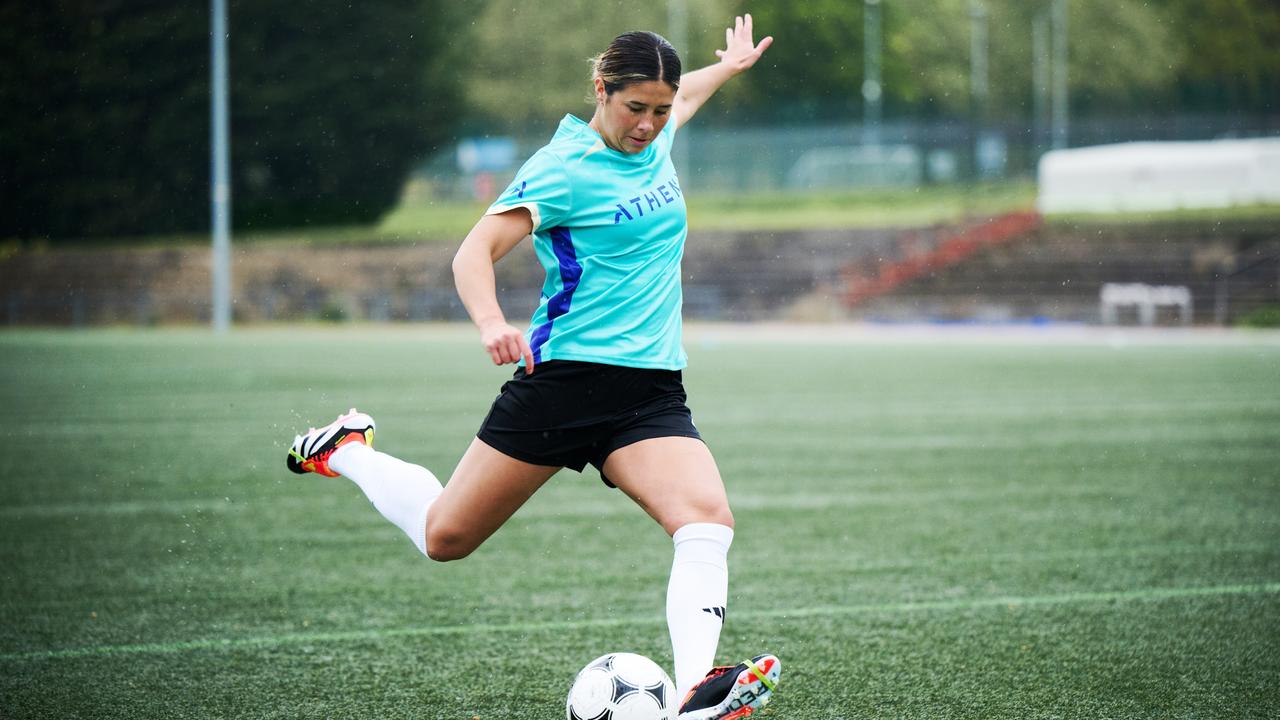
702, 606, 726, 620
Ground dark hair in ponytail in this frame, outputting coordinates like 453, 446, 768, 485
590, 31, 682, 94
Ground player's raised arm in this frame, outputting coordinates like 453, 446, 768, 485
673, 13, 772, 128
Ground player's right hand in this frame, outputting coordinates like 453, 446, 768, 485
479, 321, 535, 374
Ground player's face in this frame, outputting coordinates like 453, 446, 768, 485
592, 79, 675, 154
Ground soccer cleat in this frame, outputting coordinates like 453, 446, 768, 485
677, 654, 781, 720
286, 408, 375, 477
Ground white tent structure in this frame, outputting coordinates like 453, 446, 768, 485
1037, 138, 1280, 214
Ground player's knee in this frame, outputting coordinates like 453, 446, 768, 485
669, 502, 733, 534
425, 524, 474, 562
693, 493, 734, 529
425, 537, 471, 562
706, 505, 734, 530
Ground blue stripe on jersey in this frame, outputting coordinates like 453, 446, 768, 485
529, 226, 581, 363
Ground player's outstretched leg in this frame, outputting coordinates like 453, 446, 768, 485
287, 408, 442, 556
677, 654, 781, 720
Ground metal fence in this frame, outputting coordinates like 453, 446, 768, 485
421, 113, 1280, 199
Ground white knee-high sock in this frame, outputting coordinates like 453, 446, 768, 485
667, 522, 734, 700
328, 443, 442, 557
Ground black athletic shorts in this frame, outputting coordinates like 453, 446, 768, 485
476, 360, 702, 486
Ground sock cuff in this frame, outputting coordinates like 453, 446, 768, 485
672, 522, 734, 550
328, 441, 374, 476
411, 505, 429, 557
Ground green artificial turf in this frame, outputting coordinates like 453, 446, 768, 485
1, 327, 1278, 719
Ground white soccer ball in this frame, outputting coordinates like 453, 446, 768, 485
566, 652, 677, 720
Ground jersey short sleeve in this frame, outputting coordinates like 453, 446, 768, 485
486, 148, 572, 232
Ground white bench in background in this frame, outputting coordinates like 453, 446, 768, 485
1100, 283, 1192, 326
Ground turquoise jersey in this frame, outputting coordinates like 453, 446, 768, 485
485, 114, 688, 370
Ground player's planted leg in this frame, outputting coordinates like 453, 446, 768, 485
667, 522, 733, 698
602, 437, 782, 718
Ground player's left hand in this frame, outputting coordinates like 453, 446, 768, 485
715, 13, 773, 75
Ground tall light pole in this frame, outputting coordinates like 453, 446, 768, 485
969, 0, 988, 177
210, 0, 232, 332
1032, 10, 1050, 156
862, 0, 882, 147
1051, 0, 1069, 149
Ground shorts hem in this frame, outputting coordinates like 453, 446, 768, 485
475, 433, 572, 471
594, 430, 705, 488
597, 430, 704, 465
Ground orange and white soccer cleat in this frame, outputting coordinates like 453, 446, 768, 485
677, 654, 781, 720
286, 408, 375, 477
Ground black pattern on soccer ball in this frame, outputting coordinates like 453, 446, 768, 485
566, 653, 675, 720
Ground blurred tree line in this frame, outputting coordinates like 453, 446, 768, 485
2, 0, 1275, 241
1, 0, 463, 241
464, 0, 1277, 129
725, 0, 1279, 123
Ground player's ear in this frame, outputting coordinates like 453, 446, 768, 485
593, 76, 607, 105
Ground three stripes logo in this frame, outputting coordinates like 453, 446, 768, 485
701, 606, 727, 621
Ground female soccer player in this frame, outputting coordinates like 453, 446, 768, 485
287, 16, 778, 719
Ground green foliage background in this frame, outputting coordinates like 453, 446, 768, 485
726, 0, 1272, 122
228, 1, 464, 231
2, 0, 1276, 241
1, 1, 464, 240
461, 0, 1277, 128
1, 3, 209, 240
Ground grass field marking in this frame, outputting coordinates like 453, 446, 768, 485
777, 541, 1279, 575
4, 468, 1269, 522
0, 497, 244, 519
752, 582, 1280, 622
0, 481, 1129, 520
9, 542, 1272, 612
5, 581, 1277, 665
